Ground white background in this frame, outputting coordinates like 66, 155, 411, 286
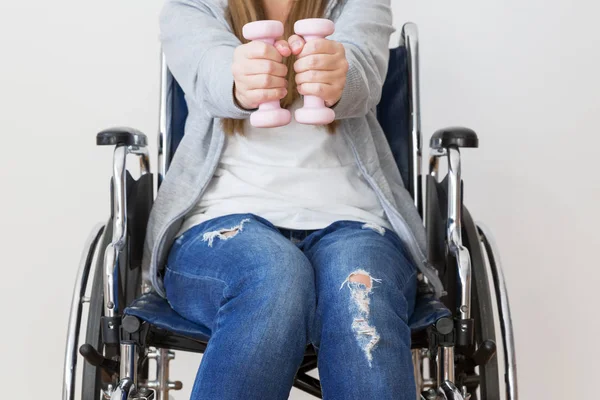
1, 0, 598, 399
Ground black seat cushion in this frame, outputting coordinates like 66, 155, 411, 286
125, 291, 451, 342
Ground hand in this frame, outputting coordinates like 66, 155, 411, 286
232, 40, 292, 110
289, 35, 349, 107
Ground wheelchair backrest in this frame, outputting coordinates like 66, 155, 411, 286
158, 23, 422, 208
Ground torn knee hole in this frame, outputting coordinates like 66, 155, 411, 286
202, 218, 250, 247
339, 269, 383, 367
219, 228, 239, 238
348, 273, 372, 289
339, 269, 382, 291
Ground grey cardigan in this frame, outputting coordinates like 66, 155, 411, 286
143, 0, 444, 298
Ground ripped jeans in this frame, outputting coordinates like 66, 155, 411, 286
163, 213, 417, 400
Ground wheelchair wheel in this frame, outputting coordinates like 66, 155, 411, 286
79, 217, 148, 399
463, 207, 502, 399
478, 224, 518, 400
63, 224, 104, 400
81, 221, 116, 400
426, 175, 515, 399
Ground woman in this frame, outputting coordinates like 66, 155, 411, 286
145, 0, 443, 398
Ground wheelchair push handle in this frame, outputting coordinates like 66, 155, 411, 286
96, 127, 148, 147
430, 127, 479, 150
293, 19, 336, 125
242, 21, 292, 128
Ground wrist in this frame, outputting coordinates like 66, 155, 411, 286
326, 92, 343, 108
233, 82, 256, 111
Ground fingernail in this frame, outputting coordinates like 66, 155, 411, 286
291, 41, 301, 50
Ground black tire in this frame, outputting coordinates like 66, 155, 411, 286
80, 219, 146, 400
426, 175, 504, 398
463, 206, 503, 400
81, 223, 116, 400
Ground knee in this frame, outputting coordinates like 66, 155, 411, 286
241, 258, 315, 344
241, 251, 315, 312
259, 258, 314, 304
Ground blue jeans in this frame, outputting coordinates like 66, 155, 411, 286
164, 213, 417, 400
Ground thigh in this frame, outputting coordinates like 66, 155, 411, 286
302, 221, 418, 400
164, 213, 314, 329
302, 220, 418, 317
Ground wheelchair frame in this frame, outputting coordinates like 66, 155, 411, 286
63, 22, 518, 400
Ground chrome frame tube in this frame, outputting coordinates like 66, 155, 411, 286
447, 147, 472, 320
437, 381, 465, 400
112, 145, 129, 251
104, 145, 128, 317
120, 342, 138, 389
62, 224, 104, 400
424, 148, 445, 232
478, 224, 519, 400
147, 348, 179, 400
437, 346, 455, 385
412, 349, 423, 400
111, 378, 135, 400
129, 144, 153, 294
158, 53, 170, 188
402, 23, 423, 211
421, 350, 435, 391
446, 148, 463, 245
104, 143, 154, 313
131, 146, 151, 176
428, 148, 445, 181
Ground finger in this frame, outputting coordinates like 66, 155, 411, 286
234, 59, 288, 77
287, 34, 306, 55
297, 38, 338, 58
243, 74, 288, 90
295, 69, 345, 86
297, 82, 339, 101
245, 87, 288, 107
294, 54, 339, 73
243, 40, 283, 62
274, 40, 292, 57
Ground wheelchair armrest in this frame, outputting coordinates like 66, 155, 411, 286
96, 126, 153, 324
430, 127, 478, 150
427, 127, 478, 341
97, 127, 148, 147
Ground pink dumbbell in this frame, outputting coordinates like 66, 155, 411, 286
294, 18, 336, 125
242, 20, 292, 128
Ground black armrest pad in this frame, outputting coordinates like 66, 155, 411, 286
97, 127, 148, 147
430, 127, 478, 149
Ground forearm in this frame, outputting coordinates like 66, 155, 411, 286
160, 0, 251, 119
329, 0, 395, 119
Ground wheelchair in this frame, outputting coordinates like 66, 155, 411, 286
63, 23, 518, 400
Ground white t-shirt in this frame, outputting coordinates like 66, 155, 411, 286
178, 100, 392, 236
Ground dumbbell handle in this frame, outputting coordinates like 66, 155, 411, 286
242, 20, 291, 128
252, 37, 280, 112
303, 34, 326, 109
